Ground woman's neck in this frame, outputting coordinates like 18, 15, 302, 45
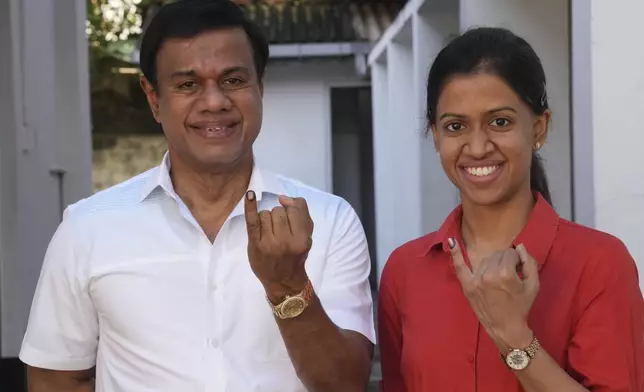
460, 187, 535, 253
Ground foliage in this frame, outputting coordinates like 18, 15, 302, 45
86, 0, 145, 50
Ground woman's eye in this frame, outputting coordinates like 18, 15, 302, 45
446, 123, 464, 132
491, 118, 510, 127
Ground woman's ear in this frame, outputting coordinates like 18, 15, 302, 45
533, 110, 551, 147
431, 125, 440, 153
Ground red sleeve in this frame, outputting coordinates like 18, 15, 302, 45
378, 250, 408, 392
568, 238, 644, 392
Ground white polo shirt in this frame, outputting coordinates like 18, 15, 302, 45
19, 155, 376, 392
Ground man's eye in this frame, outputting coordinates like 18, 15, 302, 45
223, 77, 244, 86
177, 81, 197, 89
446, 123, 464, 132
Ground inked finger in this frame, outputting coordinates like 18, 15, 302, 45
244, 190, 261, 243
516, 244, 539, 287
448, 237, 473, 286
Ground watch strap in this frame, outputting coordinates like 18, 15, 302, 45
500, 335, 540, 361
524, 336, 540, 359
267, 279, 314, 318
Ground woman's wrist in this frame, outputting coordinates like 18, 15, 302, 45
493, 323, 534, 353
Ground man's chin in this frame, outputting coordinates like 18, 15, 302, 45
191, 149, 249, 169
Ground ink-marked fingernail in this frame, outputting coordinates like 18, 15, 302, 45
448, 237, 456, 249
246, 190, 255, 201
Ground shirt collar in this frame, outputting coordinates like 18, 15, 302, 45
423, 192, 559, 270
139, 152, 286, 203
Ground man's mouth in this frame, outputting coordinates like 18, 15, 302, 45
189, 122, 239, 139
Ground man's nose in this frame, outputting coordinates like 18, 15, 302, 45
198, 83, 232, 112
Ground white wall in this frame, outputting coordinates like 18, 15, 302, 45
460, 0, 572, 220
586, 0, 644, 288
255, 59, 367, 192
0, 0, 92, 357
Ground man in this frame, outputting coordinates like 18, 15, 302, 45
19, 0, 375, 391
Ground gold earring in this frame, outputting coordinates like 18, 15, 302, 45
534, 142, 541, 151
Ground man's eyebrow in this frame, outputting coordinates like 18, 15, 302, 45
168, 67, 251, 79
221, 66, 251, 76
169, 69, 197, 78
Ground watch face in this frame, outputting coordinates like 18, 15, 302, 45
280, 297, 306, 318
505, 349, 530, 370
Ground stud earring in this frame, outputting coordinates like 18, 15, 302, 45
534, 142, 541, 151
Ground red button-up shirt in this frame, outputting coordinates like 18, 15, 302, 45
378, 194, 644, 392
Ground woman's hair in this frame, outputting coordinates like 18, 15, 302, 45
426, 27, 552, 205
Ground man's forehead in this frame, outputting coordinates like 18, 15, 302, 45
157, 29, 253, 73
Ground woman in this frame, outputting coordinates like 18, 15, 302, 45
378, 27, 644, 391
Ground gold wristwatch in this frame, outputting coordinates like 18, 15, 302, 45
501, 335, 540, 370
266, 280, 314, 319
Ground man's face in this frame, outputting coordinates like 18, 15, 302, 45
141, 28, 263, 170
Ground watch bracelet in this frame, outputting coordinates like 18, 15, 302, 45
267, 279, 314, 317
500, 335, 540, 361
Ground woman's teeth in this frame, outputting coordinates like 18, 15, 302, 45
465, 165, 500, 177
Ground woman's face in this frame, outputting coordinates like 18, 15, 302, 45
431, 73, 549, 206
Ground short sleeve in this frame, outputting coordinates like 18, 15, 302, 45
19, 210, 99, 370
568, 238, 644, 391
316, 200, 376, 344
378, 249, 407, 392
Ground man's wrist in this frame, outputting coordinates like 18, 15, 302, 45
263, 274, 309, 304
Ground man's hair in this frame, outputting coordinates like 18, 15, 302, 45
139, 0, 270, 89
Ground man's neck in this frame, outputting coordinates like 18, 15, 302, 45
168, 151, 254, 215
460, 186, 535, 253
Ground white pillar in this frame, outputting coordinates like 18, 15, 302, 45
0, 0, 92, 357
460, 0, 573, 220
371, 60, 391, 281
387, 33, 422, 239
413, 8, 460, 235
369, 0, 460, 282
573, 0, 644, 289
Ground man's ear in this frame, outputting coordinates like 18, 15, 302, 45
140, 76, 161, 123
533, 110, 551, 148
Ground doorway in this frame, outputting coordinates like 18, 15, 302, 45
330, 87, 378, 290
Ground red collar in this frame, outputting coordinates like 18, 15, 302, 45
423, 193, 559, 270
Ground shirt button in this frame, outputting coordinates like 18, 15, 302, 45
468, 355, 475, 363
208, 338, 218, 348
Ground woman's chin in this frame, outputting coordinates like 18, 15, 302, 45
460, 187, 509, 207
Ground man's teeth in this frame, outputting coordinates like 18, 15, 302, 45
465, 165, 500, 177
207, 127, 225, 132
